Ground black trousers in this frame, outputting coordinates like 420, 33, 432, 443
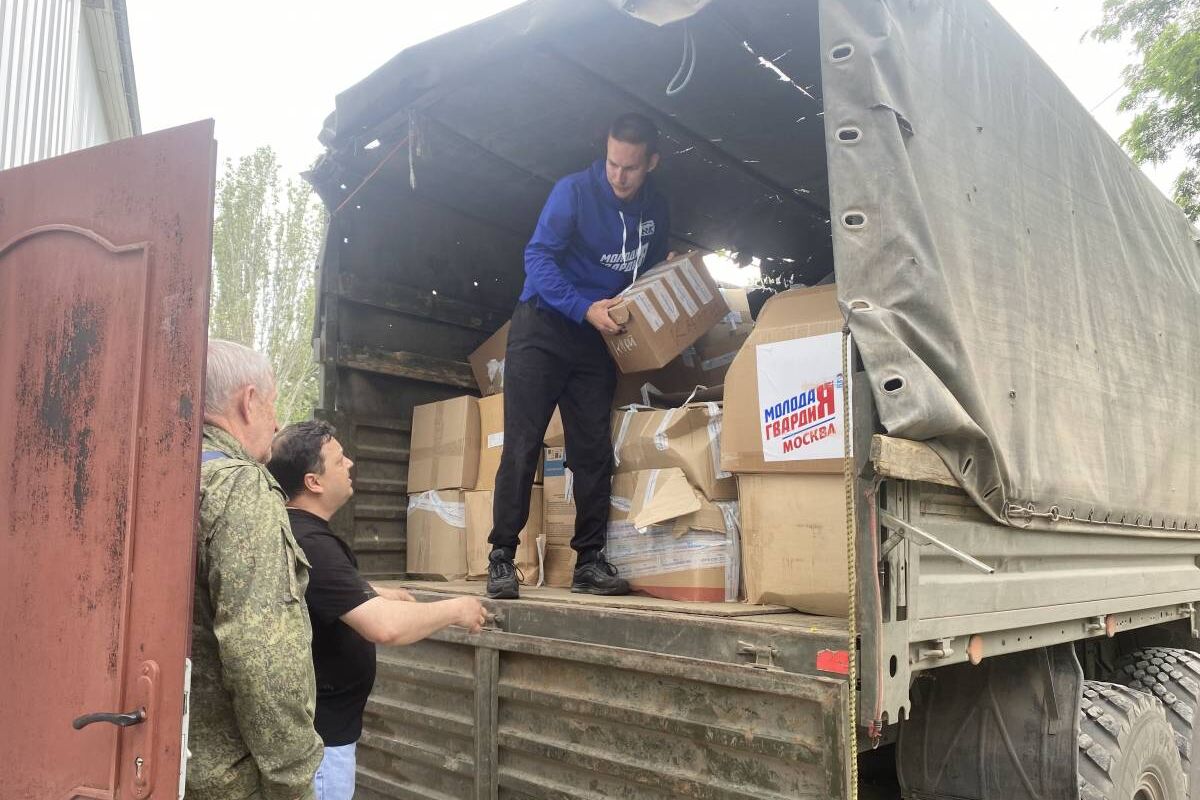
488, 299, 616, 562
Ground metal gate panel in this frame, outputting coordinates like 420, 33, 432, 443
357, 620, 849, 799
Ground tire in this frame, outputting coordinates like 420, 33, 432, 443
1113, 647, 1200, 779
1078, 681, 1186, 799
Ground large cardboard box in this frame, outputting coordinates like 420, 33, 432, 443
606, 252, 730, 373
721, 285, 846, 474
613, 357, 709, 408
611, 404, 736, 500
542, 447, 575, 544
738, 473, 848, 615
688, 287, 755, 384
408, 397, 481, 493
468, 322, 510, 396
470, 394, 541, 486
464, 488, 543, 584
607, 469, 739, 602
406, 490, 468, 579
475, 394, 505, 491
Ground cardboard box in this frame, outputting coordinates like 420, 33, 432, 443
406, 490, 468, 579
738, 473, 848, 615
607, 469, 740, 602
408, 397, 481, 493
542, 544, 578, 588
606, 252, 730, 373
464, 488, 543, 584
687, 287, 754, 384
475, 394, 505, 491
468, 322, 509, 396
542, 447, 575, 544
721, 285, 846, 474
475, 394, 543, 486
613, 357, 710, 407
611, 404, 736, 500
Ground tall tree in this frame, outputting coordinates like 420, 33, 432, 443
1092, 0, 1200, 219
210, 146, 326, 423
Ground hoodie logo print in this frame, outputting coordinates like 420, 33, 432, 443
639, 220, 656, 237
600, 242, 649, 272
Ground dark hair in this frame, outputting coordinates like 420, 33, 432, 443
609, 112, 659, 157
268, 420, 336, 499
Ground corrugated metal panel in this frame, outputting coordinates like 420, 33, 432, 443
356, 620, 850, 799
318, 411, 412, 578
0, 0, 130, 170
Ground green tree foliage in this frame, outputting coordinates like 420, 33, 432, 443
210, 147, 327, 423
1092, 0, 1200, 219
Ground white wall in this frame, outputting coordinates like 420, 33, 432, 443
0, 0, 115, 170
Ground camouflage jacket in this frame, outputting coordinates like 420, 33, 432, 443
186, 425, 322, 800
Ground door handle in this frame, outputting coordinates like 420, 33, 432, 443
72, 708, 146, 730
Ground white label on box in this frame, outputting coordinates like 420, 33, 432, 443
665, 271, 699, 317
647, 279, 679, 322
487, 432, 504, 449
680, 261, 714, 306
701, 351, 737, 373
632, 291, 664, 332
756, 331, 847, 462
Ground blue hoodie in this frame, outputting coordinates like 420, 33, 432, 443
521, 158, 670, 323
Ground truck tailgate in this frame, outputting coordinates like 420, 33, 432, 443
356, 584, 851, 799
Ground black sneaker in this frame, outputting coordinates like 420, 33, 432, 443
571, 554, 630, 596
486, 549, 520, 600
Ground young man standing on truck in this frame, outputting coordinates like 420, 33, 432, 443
268, 420, 488, 800
188, 339, 322, 800
487, 112, 672, 599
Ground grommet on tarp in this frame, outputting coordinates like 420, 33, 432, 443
841, 211, 868, 230
830, 43, 855, 62
836, 126, 863, 144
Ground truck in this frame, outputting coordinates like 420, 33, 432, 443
6, 1, 1200, 798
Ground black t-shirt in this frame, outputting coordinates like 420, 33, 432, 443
287, 508, 378, 746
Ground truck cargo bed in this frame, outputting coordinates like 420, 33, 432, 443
359, 581, 852, 799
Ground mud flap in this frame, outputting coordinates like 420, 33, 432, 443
897, 644, 1082, 799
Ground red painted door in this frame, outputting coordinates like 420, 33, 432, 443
0, 121, 215, 799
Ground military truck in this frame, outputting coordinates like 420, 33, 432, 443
302, 1, 1200, 798
6, 0, 1200, 798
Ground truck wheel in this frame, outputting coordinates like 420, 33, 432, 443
1078, 681, 1186, 799
1113, 647, 1200, 778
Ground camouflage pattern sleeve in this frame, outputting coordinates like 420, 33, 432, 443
204, 464, 322, 800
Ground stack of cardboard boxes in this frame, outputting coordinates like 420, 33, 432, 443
406, 392, 543, 583
721, 284, 850, 615
407, 251, 851, 616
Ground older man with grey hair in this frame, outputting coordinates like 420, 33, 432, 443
186, 339, 323, 800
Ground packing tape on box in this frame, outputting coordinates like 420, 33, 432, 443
653, 408, 678, 452
664, 270, 699, 317
610, 494, 633, 514
486, 357, 505, 387
716, 500, 741, 602
612, 405, 651, 467
704, 402, 733, 479
534, 534, 546, 588
407, 491, 467, 528
680, 259, 714, 306
606, 520, 737, 600
638, 469, 663, 530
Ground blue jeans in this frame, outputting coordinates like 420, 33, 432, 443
313, 742, 357, 800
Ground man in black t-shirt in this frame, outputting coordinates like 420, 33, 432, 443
268, 420, 486, 800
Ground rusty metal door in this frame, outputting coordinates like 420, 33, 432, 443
0, 121, 215, 800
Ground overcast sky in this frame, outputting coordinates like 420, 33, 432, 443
125, 0, 1186, 198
